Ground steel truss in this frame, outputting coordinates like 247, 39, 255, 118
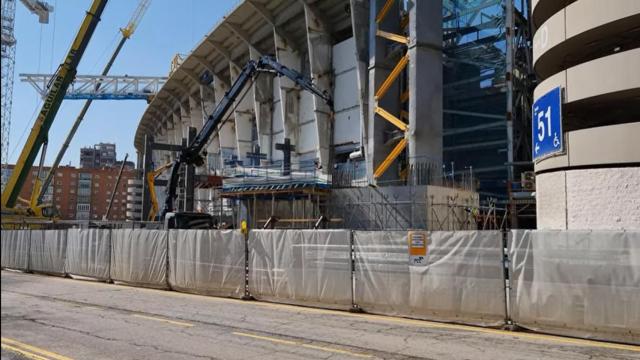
20, 74, 167, 100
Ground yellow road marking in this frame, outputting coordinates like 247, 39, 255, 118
231, 301, 640, 353
300, 343, 373, 358
233, 332, 373, 358
1, 343, 50, 360
1, 337, 73, 360
6, 272, 640, 353
233, 332, 298, 346
132, 314, 194, 327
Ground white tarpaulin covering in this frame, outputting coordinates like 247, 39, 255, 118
509, 230, 640, 344
65, 229, 111, 280
29, 230, 67, 275
249, 230, 352, 309
354, 231, 506, 326
0, 230, 30, 270
168, 230, 245, 297
110, 229, 168, 288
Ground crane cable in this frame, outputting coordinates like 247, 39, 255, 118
48, 0, 57, 72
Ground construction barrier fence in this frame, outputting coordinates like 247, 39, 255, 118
111, 229, 168, 288
168, 229, 245, 297
29, 229, 67, 275
509, 230, 640, 344
1, 228, 638, 344
249, 230, 352, 309
354, 230, 506, 326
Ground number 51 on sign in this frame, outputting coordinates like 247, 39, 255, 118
532, 86, 563, 161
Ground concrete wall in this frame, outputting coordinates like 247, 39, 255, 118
426, 186, 479, 231
537, 168, 640, 230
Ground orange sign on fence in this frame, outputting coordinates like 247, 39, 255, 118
408, 231, 428, 266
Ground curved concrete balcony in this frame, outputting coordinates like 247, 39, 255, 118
533, 0, 640, 79
531, 0, 577, 29
534, 122, 640, 173
533, 48, 640, 131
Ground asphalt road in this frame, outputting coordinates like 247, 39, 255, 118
1, 270, 638, 360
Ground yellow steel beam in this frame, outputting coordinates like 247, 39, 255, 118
374, 138, 407, 179
400, 14, 409, 29
400, 110, 408, 122
375, 0, 395, 24
375, 106, 408, 131
375, 29, 408, 44
400, 90, 409, 103
374, 53, 409, 100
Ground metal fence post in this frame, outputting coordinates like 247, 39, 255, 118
501, 229, 514, 328
26, 228, 32, 273
241, 226, 253, 300
349, 230, 362, 313
107, 228, 113, 283
165, 228, 171, 290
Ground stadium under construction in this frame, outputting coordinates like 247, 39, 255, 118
133, 0, 536, 231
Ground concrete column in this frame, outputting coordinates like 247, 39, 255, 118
188, 96, 203, 133
172, 111, 183, 145
368, 0, 402, 183
303, 2, 333, 172
165, 118, 176, 162
200, 84, 219, 169
274, 31, 300, 166
200, 82, 218, 212
154, 128, 167, 166
251, 47, 274, 163
188, 95, 206, 212
213, 76, 236, 166
407, 0, 442, 168
179, 103, 191, 141
350, 0, 370, 156
230, 63, 256, 166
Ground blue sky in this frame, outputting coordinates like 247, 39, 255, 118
8, 0, 238, 166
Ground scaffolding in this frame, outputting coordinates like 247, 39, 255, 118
443, 0, 535, 227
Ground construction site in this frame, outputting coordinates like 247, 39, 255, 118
1, 0, 639, 359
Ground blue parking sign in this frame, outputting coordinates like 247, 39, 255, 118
532, 87, 563, 160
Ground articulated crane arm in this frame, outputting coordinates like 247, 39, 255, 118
161, 56, 333, 219
1, 0, 108, 210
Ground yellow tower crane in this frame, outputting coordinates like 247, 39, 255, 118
31, 0, 152, 218
1, 0, 109, 227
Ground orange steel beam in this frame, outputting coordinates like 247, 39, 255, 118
376, 29, 408, 44
400, 14, 409, 29
374, 137, 407, 179
400, 89, 409, 103
400, 110, 409, 122
375, 0, 395, 24
374, 53, 409, 99
375, 106, 408, 131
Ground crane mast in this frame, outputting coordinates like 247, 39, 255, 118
36, 0, 151, 206
1, 0, 108, 210
0, 0, 53, 192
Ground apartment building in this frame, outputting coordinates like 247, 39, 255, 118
2, 164, 136, 221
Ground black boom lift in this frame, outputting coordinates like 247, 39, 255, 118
161, 56, 333, 228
